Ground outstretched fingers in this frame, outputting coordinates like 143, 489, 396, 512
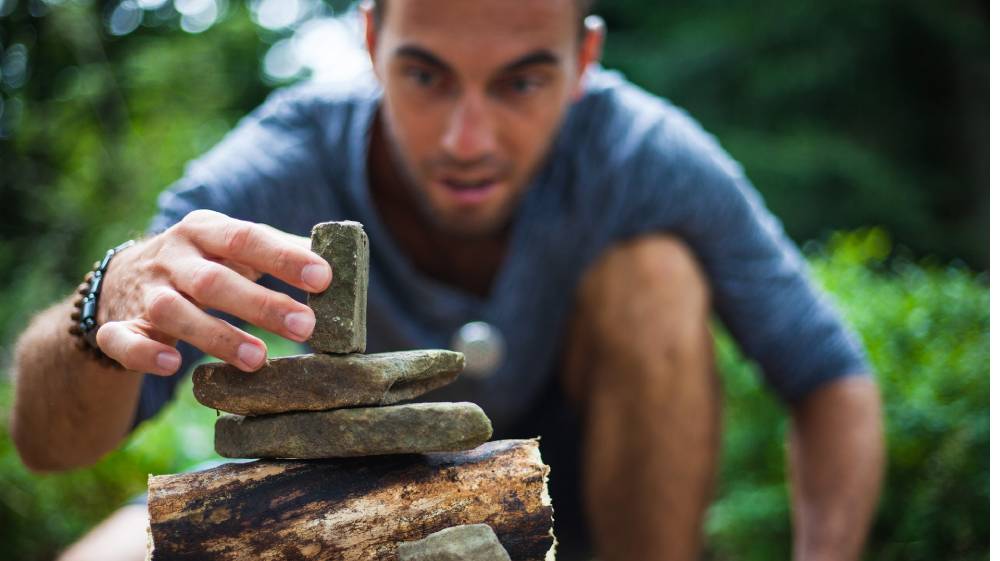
171, 258, 316, 342
98, 287, 270, 375
180, 211, 331, 293
143, 287, 268, 372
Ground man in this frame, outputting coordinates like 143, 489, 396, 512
10, 1, 885, 560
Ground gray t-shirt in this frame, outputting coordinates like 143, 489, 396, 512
136, 67, 868, 432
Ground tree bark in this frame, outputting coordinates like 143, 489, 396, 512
146, 439, 555, 561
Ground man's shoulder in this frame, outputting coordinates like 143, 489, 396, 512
244, 73, 380, 133
565, 66, 744, 187
187, 74, 378, 182
163, 76, 379, 226
576, 67, 703, 139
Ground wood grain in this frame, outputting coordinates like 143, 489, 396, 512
147, 439, 555, 561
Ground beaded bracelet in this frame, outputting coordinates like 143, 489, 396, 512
68, 240, 135, 368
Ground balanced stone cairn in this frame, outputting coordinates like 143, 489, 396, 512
191, 221, 494, 460
147, 224, 549, 560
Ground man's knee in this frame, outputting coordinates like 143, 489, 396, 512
563, 234, 713, 400
579, 234, 710, 348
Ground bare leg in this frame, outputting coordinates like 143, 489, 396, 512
562, 234, 722, 561
57, 504, 148, 561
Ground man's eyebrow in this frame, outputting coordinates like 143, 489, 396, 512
394, 45, 452, 72
499, 50, 560, 73
392, 45, 560, 75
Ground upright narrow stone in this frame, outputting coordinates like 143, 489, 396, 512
397, 524, 512, 561
308, 221, 368, 353
215, 402, 493, 459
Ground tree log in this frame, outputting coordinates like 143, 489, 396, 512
146, 439, 555, 561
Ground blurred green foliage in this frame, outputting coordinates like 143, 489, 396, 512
708, 229, 988, 561
0, 0, 269, 348
0, 0, 988, 560
599, 0, 988, 269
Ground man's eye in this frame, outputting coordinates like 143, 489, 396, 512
499, 75, 546, 96
511, 79, 534, 93
405, 67, 437, 87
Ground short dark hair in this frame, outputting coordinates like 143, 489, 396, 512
370, 0, 597, 32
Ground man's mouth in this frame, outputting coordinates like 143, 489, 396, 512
436, 177, 501, 205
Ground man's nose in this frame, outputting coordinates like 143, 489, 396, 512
440, 93, 498, 162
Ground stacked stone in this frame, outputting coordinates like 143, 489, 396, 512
397, 524, 513, 561
192, 221, 493, 459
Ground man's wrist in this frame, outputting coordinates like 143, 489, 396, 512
95, 238, 144, 326
69, 240, 136, 367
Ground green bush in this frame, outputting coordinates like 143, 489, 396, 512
707, 229, 989, 561
0, 229, 987, 560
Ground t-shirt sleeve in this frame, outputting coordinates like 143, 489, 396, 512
133, 87, 334, 429
612, 105, 871, 404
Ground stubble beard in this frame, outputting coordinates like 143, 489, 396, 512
379, 117, 522, 240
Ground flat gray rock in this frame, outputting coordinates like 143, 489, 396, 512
193, 350, 464, 416
397, 524, 512, 561
308, 221, 368, 354
215, 402, 493, 459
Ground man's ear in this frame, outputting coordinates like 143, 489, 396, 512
573, 15, 606, 101
361, 0, 379, 76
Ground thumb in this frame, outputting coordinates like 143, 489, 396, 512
96, 320, 182, 376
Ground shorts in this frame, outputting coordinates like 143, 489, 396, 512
493, 373, 592, 560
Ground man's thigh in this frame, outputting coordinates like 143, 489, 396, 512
494, 234, 715, 559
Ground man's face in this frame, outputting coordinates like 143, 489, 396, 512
367, 0, 596, 238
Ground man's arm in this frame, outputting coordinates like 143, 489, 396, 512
11, 297, 145, 472
789, 375, 885, 561
9, 211, 332, 473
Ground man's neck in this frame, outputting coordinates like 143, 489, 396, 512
367, 112, 509, 298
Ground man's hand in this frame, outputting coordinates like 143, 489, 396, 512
95, 209, 332, 374
9, 210, 331, 472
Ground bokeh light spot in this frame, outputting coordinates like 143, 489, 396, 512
177, 0, 220, 33
107, 0, 143, 36
0, 0, 17, 18
258, 9, 369, 85
262, 38, 301, 81
293, 15, 369, 85
1, 43, 28, 89
251, 0, 301, 30
137, 0, 168, 10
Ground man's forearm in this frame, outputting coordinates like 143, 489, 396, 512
788, 375, 884, 561
10, 297, 143, 472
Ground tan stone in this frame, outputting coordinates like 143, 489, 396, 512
398, 524, 512, 561
307, 221, 368, 353
215, 402, 493, 459
193, 350, 464, 416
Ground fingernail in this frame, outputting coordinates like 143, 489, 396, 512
156, 352, 180, 373
301, 263, 331, 292
238, 343, 265, 370
284, 311, 315, 339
